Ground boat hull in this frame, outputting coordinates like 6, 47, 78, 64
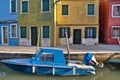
2, 62, 95, 75
108, 59, 120, 69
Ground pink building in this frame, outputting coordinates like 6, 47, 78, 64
100, 0, 120, 44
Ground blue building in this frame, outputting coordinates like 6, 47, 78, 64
0, 0, 18, 46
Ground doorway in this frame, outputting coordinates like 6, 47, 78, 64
73, 29, 81, 44
31, 27, 38, 46
2, 27, 8, 45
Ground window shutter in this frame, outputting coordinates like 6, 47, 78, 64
62, 5, 68, 15
11, 0, 16, 12
20, 26, 26, 38
22, 1, 28, 13
93, 27, 96, 38
43, 0, 49, 11
88, 4, 94, 15
85, 27, 88, 38
59, 28, 62, 38
43, 26, 49, 38
67, 28, 70, 38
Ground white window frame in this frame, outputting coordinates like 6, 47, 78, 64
112, 4, 120, 18
10, 0, 17, 13
86, 3, 95, 16
41, 0, 51, 13
111, 26, 120, 38
20, 0, 29, 14
10, 24, 17, 38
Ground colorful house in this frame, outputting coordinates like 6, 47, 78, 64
56, 0, 99, 45
100, 0, 120, 44
18, 0, 55, 46
0, 0, 18, 46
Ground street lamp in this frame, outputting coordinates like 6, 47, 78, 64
57, 0, 61, 4
55, 0, 61, 4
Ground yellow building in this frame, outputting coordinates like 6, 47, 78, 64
56, 0, 99, 45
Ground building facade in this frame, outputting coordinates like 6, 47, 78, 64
56, 0, 99, 45
18, 0, 55, 47
100, 0, 120, 44
0, 0, 18, 46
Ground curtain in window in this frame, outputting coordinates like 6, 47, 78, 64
59, 27, 70, 38
85, 27, 96, 38
112, 27, 120, 37
113, 6, 120, 16
11, 25, 16, 37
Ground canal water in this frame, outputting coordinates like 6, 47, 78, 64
0, 64, 120, 80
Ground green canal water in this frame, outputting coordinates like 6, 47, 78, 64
0, 64, 120, 80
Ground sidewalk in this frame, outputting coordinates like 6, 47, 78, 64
0, 44, 120, 54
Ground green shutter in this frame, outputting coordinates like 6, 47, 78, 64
20, 26, 26, 38
43, 0, 49, 11
43, 26, 49, 38
93, 27, 96, 38
62, 5, 68, 15
59, 28, 62, 38
11, 0, 16, 13
88, 4, 94, 15
22, 1, 28, 13
85, 27, 88, 38
67, 28, 70, 38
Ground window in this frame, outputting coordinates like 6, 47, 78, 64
43, 26, 50, 38
112, 27, 120, 37
85, 27, 96, 38
62, 5, 68, 15
59, 27, 70, 38
10, 24, 17, 38
87, 4, 95, 16
39, 53, 54, 62
112, 5, 120, 17
41, 0, 50, 12
21, 0, 29, 14
20, 26, 27, 38
10, 0, 16, 13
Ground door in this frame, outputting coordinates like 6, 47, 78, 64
2, 27, 8, 44
31, 27, 38, 46
73, 29, 81, 44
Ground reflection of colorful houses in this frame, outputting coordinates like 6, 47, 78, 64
56, 0, 99, 45
18, 0, 55, 46
100, 0, 120, 44
0, 0, 18, 46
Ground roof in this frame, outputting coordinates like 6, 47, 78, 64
34, 47, 66, 65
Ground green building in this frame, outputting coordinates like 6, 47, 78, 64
18, 0, 56, 47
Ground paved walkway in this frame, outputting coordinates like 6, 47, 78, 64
0, 44, 120, 54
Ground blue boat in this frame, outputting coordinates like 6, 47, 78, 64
0, 47, 99, 75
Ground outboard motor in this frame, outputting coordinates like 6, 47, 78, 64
84, 52, 104, 68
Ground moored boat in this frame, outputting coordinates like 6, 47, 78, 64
108, 59, 120, 69
0, 47, 101, 75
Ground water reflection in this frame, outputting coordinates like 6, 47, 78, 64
0, 63, 120, 80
